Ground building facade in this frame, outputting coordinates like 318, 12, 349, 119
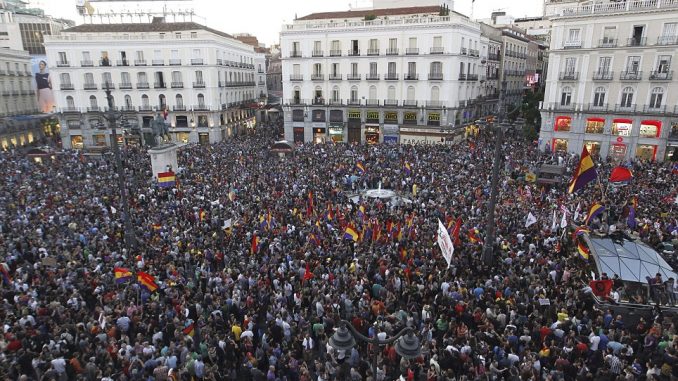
0, 47, 43, 150
281, 5, 493, 145
539, 0, 678, 162
45, 19, 265, 149
499, 27, 530, 108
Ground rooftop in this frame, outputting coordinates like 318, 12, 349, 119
296, 5, 442, 21
63, 19, 233, 40
549, 0, 678, 18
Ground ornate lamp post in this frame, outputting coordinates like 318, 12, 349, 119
329, 320, 422, 379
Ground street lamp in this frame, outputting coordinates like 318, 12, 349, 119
329, 320, 422, 379
99, 82, 137, 252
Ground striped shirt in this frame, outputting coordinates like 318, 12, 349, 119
607, 354, 623, 374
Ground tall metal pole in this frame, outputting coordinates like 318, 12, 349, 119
104, 83, 136, 251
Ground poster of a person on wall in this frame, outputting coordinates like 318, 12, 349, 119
35, 60, 54, 113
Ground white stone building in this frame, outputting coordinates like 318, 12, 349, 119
44, 18, 265, 149
280, 4, 493, 144
539, 0, 678, 162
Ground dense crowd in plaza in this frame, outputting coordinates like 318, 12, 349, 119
0, 122, 677, 381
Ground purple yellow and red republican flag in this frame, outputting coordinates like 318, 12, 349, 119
568, 146, 597, 193
137, 271, 158, 292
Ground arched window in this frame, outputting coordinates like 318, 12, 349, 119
197, 94, 205, 108
124, 95, 132, 108
159, 94, 166, 109
593, 86, 606, 107
406, 86, 415, 101
620, 87, 634, 108
66, 96, 75, 108
560, 86, 572, 106
293, 86, 301, 104
89, 95, 97, 108
430, 86, 440, 102
176, 94, 183, 107
649, 87, 664, 109
369, 85, 377, 100
141, 94, 149, 107
332, 86, 340, 102
387, 85, 396, 101
314, 86, 323, 103
350, 86, 358, 102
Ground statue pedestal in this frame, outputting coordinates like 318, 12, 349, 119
149, 143, 179, 179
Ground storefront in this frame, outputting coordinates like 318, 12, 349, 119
329, 124, 344, 142
383, 125, 399, 143
293, 126, 305, 143
93, 134, 107, 146
312, 126, 326, 144
427, 112, 441, 127
552, 138, 568, 152
585, 118, 605, 134
612, 119, 632, 137
174, 132, 190, 143
555, 116, 572, 132
666, 143, 678, 161
347, 110, 361, 144
584, 140, 601, 156
199, 133, 210, 145
609, 136, 628, 162
364, 125, 380, 144
400, 127, 448, 145
70, 135, 84, 149
639, 120, 661, 138
636, 144, 657, 161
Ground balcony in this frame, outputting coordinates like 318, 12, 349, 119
61, 107, 80, 113
87, 106, 101, 112
311, 74, 324, 81
404, 73, 419, 80
384, 73, 399, 80
137, 82, 150, 89
620, 71, 642, 81
460, 47, 467, 55
403, 100, 418, 107
193, 105, 209, 111
430, 47, 444, 54
548, 102, 576, 111
592, 71, 614, 81
458, 74, 467, 80
99, 59, 111, 67
289, 51, 302, 58
559, 72, 579, 81
367, 49, 380, 56
173, 105, 187, 111
289, 74, 304, 81
138, 105, 154, 112
154, 82, 166, 89
627, 37, 647, 47
329, 74, 343, 80
329, 50, 342, 57
405, 48, 419, 55
469, 49, 479, 57
171, 81, 184, 88
366, 74, 380, 80
614, 104, 636, 113
348, 50, 361, 56
384, 99, 399, 107
83, 83, 97, 90
328, 99, 343, 105
60, 83, 74, 90
563, 40, 582, 49
657, 35, 678, 46
643, 105, 666, 113
116, 60, 129, 66
191, 58, 204, 65
468, 74, 479, 81
81, 60, 93, 67
56, 60, 70, 67
312, 98, 325, 105
585, 103, 608, 112
134, 60, 147, 66
386, 48, 399, 55
649, 70, 673, 80
287, 98, 305, 105
169, 59, 182, 66
366, 99, 380, 106
426, 100, 444, 108
258, 80, 265, 85
152, 59, 164, 66
119, 82, 133, 89
193, 81, 206, 88
488, 53, 499, 61
347, 99, 361, 106
312, 50, 324, 57
347, 74, 362, 80
598, 39, 617, 48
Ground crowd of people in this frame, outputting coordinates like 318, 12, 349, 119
0, 121, 677, 381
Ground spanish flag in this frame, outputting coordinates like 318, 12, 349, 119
137, 271, 158, 292
584, 203, 605, 226
251, 234, 260, 255
343, 226, 360, 242
568, 146, 597, 193
114, 267, 133, 284
356, 161, 366, 174
157, 171, 176, 188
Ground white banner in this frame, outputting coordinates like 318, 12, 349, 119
437, 219, 454, 268
525, 212, 537, 228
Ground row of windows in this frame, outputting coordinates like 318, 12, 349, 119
564, 22, 677, 46
56, 47, 256, 66
561, 54, 672, 75
290, 36, 481, 55
559, 86, 669, 108
292, 61, 481, 77
3, 61, 29, 73
64, 91, 257, 109
0, 78, 32, 91
290, 84, 484, 103
57, 70, 255, 85
553, 117, 664, 139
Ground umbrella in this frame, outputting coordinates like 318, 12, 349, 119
609, 166, 633, 183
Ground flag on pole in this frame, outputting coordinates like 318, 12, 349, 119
403, 162, 412, 175
114, 267, 133, 284
560, 210, 568, 229
590, 279, 613, 297
451, 217, 463, 246
302, 262, 313, 284
551, 210, 558, 231
525, 212, 537, 228
157, 172, 176, 188
250, 234, 260, 255
137, 272, 158, 292
182, 322, 195, 337
577, 241, 590, 260
584, 203, 605, 226
609, 166, 633, 183
568, 146, 597, 193
571, 226, 590, 242
436, 219, 454, 268
356, 161, 366, 174
627, 206, 637, 229
343, 226, 360, 242
573, 202, 581, 222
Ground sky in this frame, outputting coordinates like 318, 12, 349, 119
30, 0, 544, 46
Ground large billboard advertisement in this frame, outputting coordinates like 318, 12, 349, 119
30, 55, 55, 114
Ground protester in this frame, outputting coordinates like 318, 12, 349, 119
0, 121, 677, 381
